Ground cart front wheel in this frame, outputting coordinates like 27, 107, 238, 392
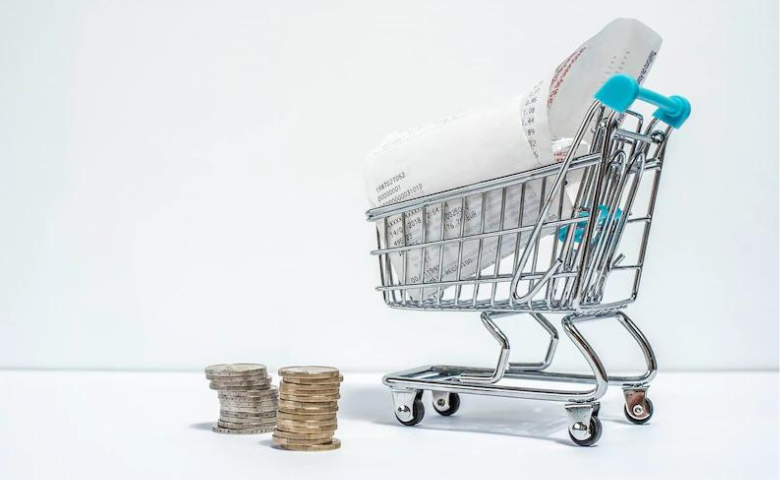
624, 398, 654, 425
569, 417, 602, 447
432, 392, 461, 416
395, 397, 425, 426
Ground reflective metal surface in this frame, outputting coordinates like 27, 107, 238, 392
367, 101, 675, 445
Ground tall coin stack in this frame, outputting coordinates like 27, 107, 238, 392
273, 366, 342, 451
205, 363, 278, 434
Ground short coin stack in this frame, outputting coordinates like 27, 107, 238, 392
205, 363, 278, 434
273, 366, 342, 451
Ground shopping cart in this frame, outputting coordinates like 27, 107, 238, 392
365, 74, 690, 446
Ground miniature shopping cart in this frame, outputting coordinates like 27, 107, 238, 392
365, 74, 691, 446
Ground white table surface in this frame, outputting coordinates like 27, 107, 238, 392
0, 370, 777, 479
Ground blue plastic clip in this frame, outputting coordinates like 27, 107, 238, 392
595, 74, 691, 128
558, 205, 622, 243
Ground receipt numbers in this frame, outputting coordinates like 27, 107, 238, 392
521, 81, 543, 161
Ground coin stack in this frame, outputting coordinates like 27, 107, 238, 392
205, 363, 278, 435
273, 366, 342, 451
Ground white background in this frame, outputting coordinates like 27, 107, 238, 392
0, 0, 777, 373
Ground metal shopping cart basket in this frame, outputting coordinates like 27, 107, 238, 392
365, 74, 691, 446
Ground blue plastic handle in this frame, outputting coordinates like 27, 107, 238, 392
558, 205, 622, 243
595, 74, 691, 128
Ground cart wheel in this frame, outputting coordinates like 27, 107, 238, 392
395, 397, 424, 426
624, 398, 654, 425
569, 416, 602, 447
432, 392, 460, 416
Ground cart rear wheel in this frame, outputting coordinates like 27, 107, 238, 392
569, 416, 602, 447
432, 392, 461, 416
395, 397, 425, 426
624, 398, 654, 425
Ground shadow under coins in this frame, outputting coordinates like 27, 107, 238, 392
189, 422, 214, 431
340, 383, 574, 446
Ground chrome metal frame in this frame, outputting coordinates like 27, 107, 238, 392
366, 100, 674, 445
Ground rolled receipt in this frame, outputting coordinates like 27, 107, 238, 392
366, 18, 662, 301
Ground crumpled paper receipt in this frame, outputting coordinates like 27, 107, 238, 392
365, 18, 662, 300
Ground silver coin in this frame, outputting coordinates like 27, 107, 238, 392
219, 400, 278, 408
212, 424, 273, 435
209, 375, 271, 387
220, 410, 276, 420
218, 415, 277, 425
206, 363, 267, 378
217, 392, 279, 402
219, 407, 276, 418
219, 401, 278, 409
207, 369, 269, 378
218, 397, 277, 405
219, 405, 278, 414
218, 419, 276, 429
218, 387, 277, 398
210, 382, 272, 391
219, 395, 278, 404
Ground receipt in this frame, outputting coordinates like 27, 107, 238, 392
367, 19, 662, 300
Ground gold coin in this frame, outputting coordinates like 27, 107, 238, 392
278, 406, 338, 416
280, 386, 340, 397
277, 438, 341, 452
272, 434, 332, 446
275, 426, 337, 437
278, 399, 338, 409
280, 394, 340, 403
281, 375, 343, 386
276, 419, 337, 431
278, 366, 340, 380
277, 412, 336, 422
272, 429, 335, 440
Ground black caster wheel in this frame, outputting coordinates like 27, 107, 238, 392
432, 392, 461, 416
395, 393, 425, 426
624, 398, 654, 425
569, 416, 602, 447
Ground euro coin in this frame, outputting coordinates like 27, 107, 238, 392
272, 434, 332, 446
272, 429, 335, 441
278, 405, 338, 416
220, 410, 277, 420
278, 366, 340, 380
212, 424, 274, 435
281, 375, 343, 385
219, 405, 278, 415
280, 393, 340, 403
210, 380, 271, 390
277, 412, 336, 423
218, 419, 276, 429
277, 438, 341, 451
278, 398, 337, 408
280, 384, 340, 396
206, 363, 267, 378
276, 419, 336, 430
209, 375, 270, 386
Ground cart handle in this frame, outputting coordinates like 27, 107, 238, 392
595, 74, 691, 128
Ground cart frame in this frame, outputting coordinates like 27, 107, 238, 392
366, 75, 690, 446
